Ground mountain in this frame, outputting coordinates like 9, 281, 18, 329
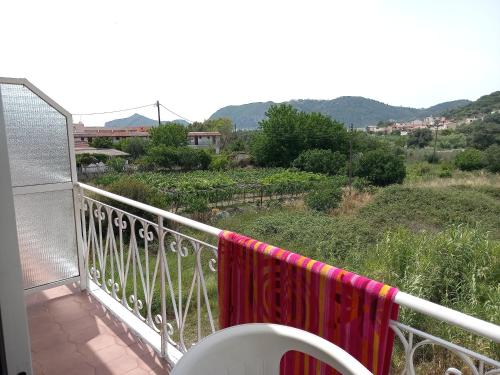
105, 113, 157, 127
105, 113, 190, 127
209, 97, 471, 129
444, 91, 500, 119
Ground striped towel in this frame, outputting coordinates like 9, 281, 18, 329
218, 230, 398, 375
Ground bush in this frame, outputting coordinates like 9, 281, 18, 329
354, 149, 406, 186
76, 153, 108, 166
454, 148, 485, 171
176, 148, 211, 170
105, 177, 166, 214
146, 146, 211, 170
352, 177, 372, 192
305, 181, 343, 212
414, 162, 432, 176
106, 157, 126, 172
408, 128, 433, 148
425, 153, 440, 164
292, 149, 346, 175
209, 154, 230, 170
116, 138, 148, 159
438, 168, 453, 178
484, 144, 500, 173
437, 133, 467, 149
90, 137, 113, 149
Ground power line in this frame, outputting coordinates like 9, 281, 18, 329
73, 103, 155, 116
159, 103, 193, 124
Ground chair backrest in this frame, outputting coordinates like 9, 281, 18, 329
171, 323, 373, 375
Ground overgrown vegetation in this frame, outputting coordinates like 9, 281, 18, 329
354, 149, 406, 186
214, 178, 500, 360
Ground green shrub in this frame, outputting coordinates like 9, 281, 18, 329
414, 162, 432, 176
146, 146, 211, 170
90, 137, 113, 149
305, 181, 343, 212
104, 176, 166, 214
425, 153, 440, 164
106, 157, 126, 172
438, 167, 453, 178
354, 149, 406, 186
176, 148, 211, 170
454, 148, 485, 171
76, 154, 98, 167
437, 133, 467, 149
76, 153, 109, 166
352, 177, 372, 192
115, 138, 148, 159
209, 154, 230, 171
408, 128, 433, 148
484, 144, 500, 173
292, 149, 346, 175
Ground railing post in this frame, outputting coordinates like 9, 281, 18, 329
158, 216, 168, 359
75, 184, 88, 291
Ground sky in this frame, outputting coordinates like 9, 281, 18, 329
1, 0, 499, 126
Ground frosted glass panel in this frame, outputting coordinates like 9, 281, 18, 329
14, 190, 79, 289
0, 83, 71, 187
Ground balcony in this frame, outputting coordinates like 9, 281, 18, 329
0, 78, 498, 374
59, 183, 497, 375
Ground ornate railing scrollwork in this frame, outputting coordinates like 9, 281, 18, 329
80, 194, 218, 362
390, 321, 500, 375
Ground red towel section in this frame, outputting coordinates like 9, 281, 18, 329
218, 230, 399, 375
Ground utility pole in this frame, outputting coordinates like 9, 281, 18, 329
348, 123, 353, 193
156, 100, 161, 126
432, 118, 439, 163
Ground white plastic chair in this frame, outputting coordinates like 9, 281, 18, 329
171, 323, 373, 375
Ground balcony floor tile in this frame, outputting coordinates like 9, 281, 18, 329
26, 284, 170, 375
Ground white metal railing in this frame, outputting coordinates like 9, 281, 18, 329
76, 182, 500, 373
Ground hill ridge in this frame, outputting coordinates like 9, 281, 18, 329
209, 96, 471, 129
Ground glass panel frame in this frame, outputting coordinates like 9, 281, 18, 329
0, 77, 84, 292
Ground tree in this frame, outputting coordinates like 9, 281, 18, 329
116, 138, 148, 159
354, 149, 406, 186
484, 144, 500, 173
454, 148, 485, 171
90, 137, 113, 148
150, 123, 188, 147
292, 149, 346, 175
76, 154, 98, 166
407, 128, 433, 148
250, 104, 348, 167
106, 157, 126, 172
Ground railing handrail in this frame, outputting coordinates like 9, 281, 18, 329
76, 182, 500, 343
77, 182, 222, 237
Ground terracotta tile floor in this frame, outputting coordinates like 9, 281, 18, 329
26, 284, 170, 375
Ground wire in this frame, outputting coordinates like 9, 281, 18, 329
160, 103, 193, 124
73, 103, 155, 116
